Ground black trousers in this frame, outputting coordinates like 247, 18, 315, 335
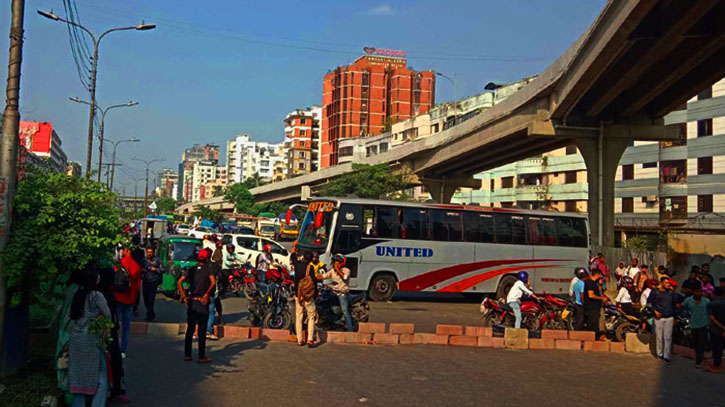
573, 304, 585, 331
710, 329, 723, 367
108, 326, 124, 397
621, 303, 639, 317
142, 280, 158, 320
691, 327, 708, 365
584, 306, 601, 335
184, 301, 210, 358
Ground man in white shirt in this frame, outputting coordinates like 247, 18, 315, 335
615, 276, 638, 316
506, 271, 541, 329
626, 258, 641, 279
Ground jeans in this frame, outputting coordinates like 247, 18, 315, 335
338, 293, 354, 332
508, 301, 522, 329
654, 317, 674, 360
142, 279, 158, 321
207, 298, 216, 335
691, 327, 708, 365
116, 303, 132, 353
71, 349, 108, 407
185, 300, 209, 358
710, 329, 723, 367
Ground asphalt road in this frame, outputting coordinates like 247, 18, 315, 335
124, 336, 722, 407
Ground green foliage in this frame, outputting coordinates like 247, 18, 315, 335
624, 235, 649, 251
192, 205, 225, 224
320, 163, 411, 199
225, 183, 255, 214
243, 172, 265, 188
212, 185, 225, 197
87, 316, 115, 348
1, 170, 121, 306
155, 196, 177, 214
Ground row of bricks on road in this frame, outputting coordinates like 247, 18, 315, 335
128, 321, 698, 358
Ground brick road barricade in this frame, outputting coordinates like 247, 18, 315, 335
449, 335, 478, 347
374, 333, 400, 345
583, 341, 610, 352
491, 337, 505, 348
262, 329, 291, 342
504, 328, 529, 349
354, 333, 373, 344
326, 331, 354, 343
568, 331, 595, 342
541, 330, 568, 340
358, 322, 386, 334
625, 333, 652, 354
249, 327, 262, 339
609, 342, 625, 352
528, 338, 555, 349
415, 333, 449, 345
465, 326, 493, 337
221, 326, 250, 339
436, 324, 464, 336
555, 340, 582, 350
399, 334, 416, 345
477, 336, 493, 347
389, 323, 415, 335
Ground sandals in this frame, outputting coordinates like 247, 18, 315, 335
306, 340, 317, 348
297, 342, 306, 347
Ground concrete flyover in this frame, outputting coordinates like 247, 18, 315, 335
179, 0, 725, 247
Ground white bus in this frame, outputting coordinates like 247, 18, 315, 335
296, 198, 590, 301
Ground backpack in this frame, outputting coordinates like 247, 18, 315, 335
114, 264, 131, 293
297, 264, 316, 302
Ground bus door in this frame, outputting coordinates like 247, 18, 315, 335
332, 205, 364, 289
359, 206, 410, 287
530, 216, 589, 294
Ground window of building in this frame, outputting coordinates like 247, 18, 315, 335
565, 171, 577, 184
431, 123, 439, 133
361, 100, 368, 111
500, 202, 514, 209
697, 119, 713, 137
362, 72, 369, 86
490, 179, 495, 192
698, 195, 713, 213
431, 210, 463, 242
298, 163, 305, 170
565, 201, 577, 212
565, 145, 577, 155
622, 164, 634, 180
400, 208, 429, 240
300, 118, 307, 125
462, 212, 495, 243
660, 196, 687, 220
642, 162, 657, 169
698, 87, 712, 100
361, 87, 368, 99
622, 197, 634, 213
698, 156, 713, 175
300, 129, 307, 136
660, 160, 687, 183
501, 176, 514, 189
361, 113, 368, 127
379, 143, 388, 153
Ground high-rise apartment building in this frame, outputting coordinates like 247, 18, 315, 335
157, 168, 179, 198
180, 143, 219, 202
226, 134, 285, 185
321, 48, 435, 168
18, 121, 68, 172
190, 160, 222, 202
284, 106, 321, 177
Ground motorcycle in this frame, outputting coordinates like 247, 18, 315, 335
261, 264, 295, 330
604, 303, 643, 342
225, 255, 256, 299
301, 285, 370, 332
480, 297, 538, 330
538, 294, 570, 330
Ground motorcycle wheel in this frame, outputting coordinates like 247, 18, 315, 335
614, 321, 638, 342
481, 312, 495, 327
351, 304, 369, 323
230, 278, 243, 297
243, 283, 256, 301
263, 310, 292, 330
522, 314, 540, 331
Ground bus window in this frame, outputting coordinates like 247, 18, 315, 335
496, 214, 512, 244
555, 217, 588, 247
363, 208, 375, 236
401, 208, 429, 240
362, 206, 396, 238
463, 212, 494, 243
529, 217, 557, 246
431, 210, 463, 241
512, 216, 527, 244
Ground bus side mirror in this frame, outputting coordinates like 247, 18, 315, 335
315, 212, 324, 229
285, 209, 292, 225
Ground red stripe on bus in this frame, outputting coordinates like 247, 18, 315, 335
436, 264, 559, 293
397, 259, 563, 292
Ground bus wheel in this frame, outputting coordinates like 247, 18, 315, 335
495, 275, 518, 300
368, 274, 396, 302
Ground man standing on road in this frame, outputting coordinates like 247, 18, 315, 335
681, 267, 702, 298
319, 254, 354, 332
142, 248, 162, 322
115, 247, 142, 359
570, 268, 586, 331
178, 248, 216, 363
680, 287, 710, 368
648, 277, 678, 365
707, 287, 725, 373
583, 268, 604, 338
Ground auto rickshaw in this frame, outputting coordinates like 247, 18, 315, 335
157, 234, 203, 298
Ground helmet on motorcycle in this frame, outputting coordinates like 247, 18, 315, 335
646, 278, 658, 289
263, 244, 272, 253
517, 271, 529, 282
203, 234, 209, 240
215, 240, 223, 247
226, 243, 235, 252
621, 276, 634, 287
331, 253, 346, 264
574, 267, 588, 279
197, 248, 211, 261
211, 233, 218, 241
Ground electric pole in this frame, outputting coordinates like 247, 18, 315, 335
0, 0, 25, 374
131, 157, 163, 216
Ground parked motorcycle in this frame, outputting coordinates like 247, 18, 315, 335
261, 264, 295, 330
480, 297, 538, 330
300, 285, 369, 332
603, 303, 643, 342
225, 255, 256, 299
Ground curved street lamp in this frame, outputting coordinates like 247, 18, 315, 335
101, 137, 141, 191
131, 157, 164, 215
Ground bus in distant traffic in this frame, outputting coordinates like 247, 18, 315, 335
295, 198, 590, 301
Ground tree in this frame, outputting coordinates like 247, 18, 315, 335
321, 163, 411, 199
212, 185, 225, 197
244, 172, 265, 189
192, 205, 225, 224
155, 196, 177, 214
1, 169, 121, 306
225, 183, 255, 214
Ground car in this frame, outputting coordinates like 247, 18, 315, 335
221, 234, 291, 269
188, 226, 218, 239
176, 224, 191, 235
234, 226, 255, 235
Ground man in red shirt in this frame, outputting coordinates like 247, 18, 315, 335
114, 247, 142, 358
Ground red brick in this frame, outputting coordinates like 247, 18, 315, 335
583, 341, 610, 352
129, 322, 148, 335
261, 329, 291, 342
477, 336, 493, 347
222, 326, 250, 339
528, 338, 555, 349
436, 324, 464, 336
389, 323, 415, 335
449, 335, 478, 347
555, 340, 582, 350
465, 326, 493, 337
249, 327, 261, 339
358, 322, 386, 334
399, 334, 415, 345
568, 331, 596, 342
609, 342, 626, 352
414, 333, 449, 345
354, 333, 373, 344
374, 333, 399, 345
541, 330, 568, 340
491, 337, 505, 348
326, 331, 353, 343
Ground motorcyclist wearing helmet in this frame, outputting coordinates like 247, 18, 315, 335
319, 254, 354, 331
615, 276, 639, 316
571, 268, 588, 331
505, 271, 541, 329
211, 239, 224, 264
202, 234, 215, 251
255, 244, 275, 283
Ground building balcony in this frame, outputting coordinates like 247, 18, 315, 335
514, 184, 548, 201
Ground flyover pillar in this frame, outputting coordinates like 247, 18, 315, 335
422, 176, 480, 204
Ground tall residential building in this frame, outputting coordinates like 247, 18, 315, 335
226, 134, 285, 185
284, 106, 321, 177
180, 143, 219, 202
190, 160, 221, 202
452, 78, 725, 253
157, 168, 179, 198
321, 49, 435, 168
18, 121, 68, 172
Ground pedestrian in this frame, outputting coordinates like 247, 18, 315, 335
295, 252, 320, 347
202, 234, 214, 251
699, 273, 715, 299
571, 268, 587, 331
178, 248, 216, 363
655, 265, 669, 282
615, 276, 638, 316
701, 263, 714, 287
114, 246, 142, 359
319, 254, 354, 331
648, 277, 678, 365
131, 236, 145, 317
67, 266, 111, 407
634, 264, 651, 296
141, 247, 162, 322
625, 258, 641, 279
591, 253, 610, 293
212, 239, 224, 264
681, 267, 702, 297
614, 262, 626, 282
206, 257, 223, 340
680, 286, 711, 368
506, 271, 540, 329
707, 287, 725, 373
583, 268, 605, 338
56, 270, 84, 405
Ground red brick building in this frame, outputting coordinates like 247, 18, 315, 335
321, 51, 435, 168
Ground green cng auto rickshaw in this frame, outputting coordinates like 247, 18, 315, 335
157, 234, 203, 298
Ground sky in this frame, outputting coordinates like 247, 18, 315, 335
0, 0, 607, 193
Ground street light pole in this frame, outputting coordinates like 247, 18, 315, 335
436, 71, 458, 102
37, 10, 155, 179
69, 97, 138, 182
131, 157, 163, 216
99, 137, 140, 192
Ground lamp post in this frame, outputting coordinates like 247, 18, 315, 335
38, 10, 155, 179
436, 71, 458, 102
69, 97, 138, 182
131, 157, 163, 216
101, 137, 140, 191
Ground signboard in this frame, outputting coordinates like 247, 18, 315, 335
149, 201, 157, 211
363, 47, 407, 58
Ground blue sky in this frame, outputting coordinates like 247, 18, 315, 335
0, 0, 606, 192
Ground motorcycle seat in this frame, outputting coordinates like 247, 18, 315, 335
498, 301, 513, 312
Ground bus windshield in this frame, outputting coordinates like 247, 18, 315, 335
299, 209, 335, 250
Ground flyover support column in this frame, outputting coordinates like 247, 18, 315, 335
422, 176, 480, 204
573, 132, 628, 248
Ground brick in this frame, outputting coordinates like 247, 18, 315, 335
374, 333, 400, 345
436, 324, 464, 336
389, 323, 415, 335
625, 333, 652, 354
326, 331, 353, 343
449, 335, 478, 347
568, 331, 595, 342
358, 322, 386, 334
673, 344, 695, 359
609, 342, 625, 352
491, 337, 505, 348
354, 333, 373, 344
541, 330, 568, 340
147, 323, 181, 337
249, 327, 261, 339
555, 340, 582, 350
583, 341, 610, 352
528, 338, 555, 349
477, 336, 493, 348
399, 334, 416, 345
222, 326, 250, 339
129, 322, 148, 335
414, 333, 449, 345
465, 326, 493, 337
504, 328, 529, 349
261, 329, 291, 342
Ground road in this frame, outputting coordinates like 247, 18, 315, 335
124, 335, 720, 407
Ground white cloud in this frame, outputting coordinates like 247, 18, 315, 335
366, 5, 396, 16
